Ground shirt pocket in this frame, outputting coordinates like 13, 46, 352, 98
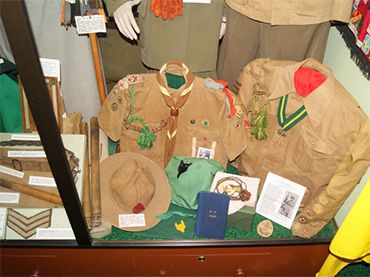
294, 124, 337, 173
294, 0, 332, 17
186, 128, 222, 160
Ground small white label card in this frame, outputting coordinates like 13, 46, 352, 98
40, 58, 61, 82
29, 176, 56, 187
75, 15, 106, 35
119, 214, 146, 228
7, 150, 46, 158
0, 208, 7, 239
0, 165, 24, 178
11, 134, 40, 141
183, 0, 211, 3
256, 172, 306, 229
36, 228, 75, 239
0, 192, 20, 204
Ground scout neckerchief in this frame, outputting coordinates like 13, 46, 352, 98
157, 62, 194, 166
150, 0, 183, 20
277, 67, 326, 132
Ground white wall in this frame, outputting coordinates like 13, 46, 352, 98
323, 27, 370, 226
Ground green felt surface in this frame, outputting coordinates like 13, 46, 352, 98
98, 205, 336, 241
104, 140, 337, 242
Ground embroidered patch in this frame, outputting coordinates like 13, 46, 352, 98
117, 95, 123, 104
127, 74, 140, 84
7, 209, 52, 239
234, 120, 241, 129
318, 193, 329, 205
313, 203, 324, 214
111, 102, 118, 111
235, 104, 246, 118
226, 113, 232, 120
243, 119, 250, 128
175, 220, 186, 233
257, 219, 274, 237
190, 119, 196, 124
298, 216, 308, 224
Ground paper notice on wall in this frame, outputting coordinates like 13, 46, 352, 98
256, 172, 306, 229
75, 15, 106, 34
29, 176, 56, 187
40, 58, 61, 82
7, 150, 46, 158
0, 165, 24, 178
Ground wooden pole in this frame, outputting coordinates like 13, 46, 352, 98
0, 179, 63, 206
89, 33, 106, 105
81, 121, 92, 229
90, 117, 101, 227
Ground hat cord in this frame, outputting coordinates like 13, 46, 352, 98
215, 176, 251, 201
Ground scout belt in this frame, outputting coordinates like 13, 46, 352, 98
0, 147, 80, 179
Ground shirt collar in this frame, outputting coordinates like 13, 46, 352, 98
269, 58, 335, 128
156, 61, 195, 98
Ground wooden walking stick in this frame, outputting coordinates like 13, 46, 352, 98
81, 121, 92, 229
90, 117, 102, 227
89, 33, 106, 105
0, 179, 63, 206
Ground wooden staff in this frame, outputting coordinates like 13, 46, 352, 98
0, 179, 63, 206
89, 33, 106, 104
90, 117, 101, 227
81, 121, 92, 229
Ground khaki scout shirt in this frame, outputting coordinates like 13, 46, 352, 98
226, 0, 353, 25
236, 58, 370, 238
105, 0, 224, 73
98, 62, 248, 168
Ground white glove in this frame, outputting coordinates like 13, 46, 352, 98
219, 15, 226, 39
113, 0, 142, 40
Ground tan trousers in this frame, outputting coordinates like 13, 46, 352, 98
217, 7, 331, 90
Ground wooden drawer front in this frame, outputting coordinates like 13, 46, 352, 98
1, 255, 63, 276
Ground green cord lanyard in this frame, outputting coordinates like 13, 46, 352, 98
126, 84, 156, 149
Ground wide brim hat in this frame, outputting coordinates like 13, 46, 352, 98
100, 152, 171, 231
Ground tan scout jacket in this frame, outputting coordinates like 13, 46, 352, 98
236, 58, 370, 238
98, 62, 249, 168
226, 0, 353, 25
105, 0, 224, 72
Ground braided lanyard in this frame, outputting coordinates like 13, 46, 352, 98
125, 84, 156, 149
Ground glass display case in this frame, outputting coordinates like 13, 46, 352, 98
1, 1, 358, 276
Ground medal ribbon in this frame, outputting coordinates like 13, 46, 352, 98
277, 95, 307, 131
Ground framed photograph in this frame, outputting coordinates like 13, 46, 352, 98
196, 146, 213, 159
19, 76, 63, 132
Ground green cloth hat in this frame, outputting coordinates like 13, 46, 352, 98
165, 156, 225, 210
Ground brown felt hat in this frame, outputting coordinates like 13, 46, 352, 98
100, 152, 171, 231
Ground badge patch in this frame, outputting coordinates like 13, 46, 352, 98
111, 102, 118, 111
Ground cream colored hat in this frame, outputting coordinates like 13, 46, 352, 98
100, 152, 171, 231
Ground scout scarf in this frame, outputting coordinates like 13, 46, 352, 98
277, 67, 326, 132
157, 62, 194, 166
150, 0, 183, 20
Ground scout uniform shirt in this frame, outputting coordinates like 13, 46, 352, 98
226, 0, 353, 25
98, 61, 249, 168
235, 58, 370, 238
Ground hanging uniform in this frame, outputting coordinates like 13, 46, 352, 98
235, 58, 370, 238
104, 0, 224, 75
98, 61, 249, 168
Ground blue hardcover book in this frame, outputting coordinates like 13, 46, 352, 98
195, 191, 230, 239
